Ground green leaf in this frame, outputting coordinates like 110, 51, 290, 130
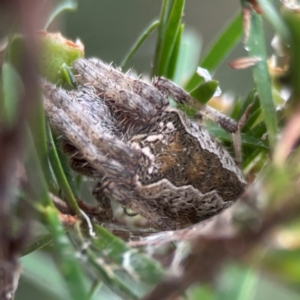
27, 83, 54, 193
1, 62, 23, 127
242, 147, 264, 170
25, 129, 88, 299
188, 285, 213, 300
218, 264, 259, 300
72, 224, 144, 299
208, 125, 268, 150
22, 234, 54, 256
85, 248, 140, 300
44, 0, 78, 29
76, 224, 166, 298
56, 142, 81, 196
20, 251, 69, 300
91, 225, 165, 285
172, 29, 202, 84
87, 280, 102, 300
4, 35, 25, 68
231, 89, 257, 121
237, 270, 260, 300
46, 124, 80, 215
38, 31, 84, 84
60, 63, 77, 88
166, 23, 184, 80
218, 263, 300, 300
3, 34, 57, 191
153, 0, 172, 76
24, 128, 54, 208
244, 7, 277, 148
45, 207, 88, 300
264, 248, 300, 286
121, 20, 160, 69
25, 132, 88, 297
282, 9, 300, 106
185, 13, 243, 91
153, 0, 185, 76
257, 0, 290, 42
190, 80, 219, 104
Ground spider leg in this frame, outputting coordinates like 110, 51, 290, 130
42, 80, 141, 183
92, 182, 113, 222
102, 181, 177, 230
152, 77, 238, 133
73, 58, 168, 126
153, 77, 242, 163
103, 178, 235, 231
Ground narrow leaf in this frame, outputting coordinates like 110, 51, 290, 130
172, 29, 202, 84
121, 20, 160, 69
283, 9, 300, 105
166, 23, 184, 80
45, 207, 88, 300
190, 80, 219, 104
153, 0, 185, 76
92, 224, 165, 285
153, 0, 172, 76
25, 129, 88, 299
1, 62, 23, 127
257, 0, 290, 42
46, 124, 80, 215
185, 13, 243, 91
244, 8, 277, 148
22, 234, 53, 256
44, 0, 78, 29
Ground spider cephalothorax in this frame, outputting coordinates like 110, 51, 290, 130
42, 58, 246, 230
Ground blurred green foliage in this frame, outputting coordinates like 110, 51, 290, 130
1, 0, 300, 299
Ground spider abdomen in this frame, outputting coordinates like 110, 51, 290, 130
130, 108, 246, 228
43, 58, 247, 230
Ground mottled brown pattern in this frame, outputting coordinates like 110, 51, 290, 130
134, 111, 244, 202
42, 58, 246, 230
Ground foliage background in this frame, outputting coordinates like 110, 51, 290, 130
1, 0, 300, 299
60, 0, 257, 96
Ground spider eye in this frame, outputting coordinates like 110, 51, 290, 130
123, 207, 138, 217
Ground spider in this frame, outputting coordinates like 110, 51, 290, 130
42, 58, 246, 231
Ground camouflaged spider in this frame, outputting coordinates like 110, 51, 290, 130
42, 58, 246, 231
